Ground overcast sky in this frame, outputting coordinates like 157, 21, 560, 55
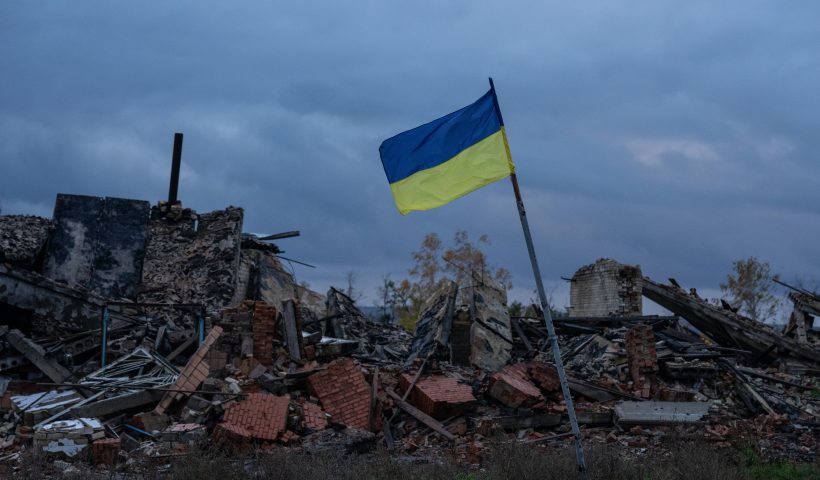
1, 1, 818, 311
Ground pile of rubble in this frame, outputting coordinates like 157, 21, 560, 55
0, 195, 817, 472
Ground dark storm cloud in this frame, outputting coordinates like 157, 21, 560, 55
1, 1, 818, 307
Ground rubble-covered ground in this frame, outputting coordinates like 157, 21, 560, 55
0, 196, 817, 478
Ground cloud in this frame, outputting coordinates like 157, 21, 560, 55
622, 138, 720, 167
0, 0, 818, 310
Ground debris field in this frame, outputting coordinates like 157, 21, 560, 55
0, 194, 817, 473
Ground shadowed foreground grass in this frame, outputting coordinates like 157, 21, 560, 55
16, 441, 820, 480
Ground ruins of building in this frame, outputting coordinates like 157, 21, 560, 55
567, 258, 642, 318
0, 186, 818, 469
0, 193, 321, 335
408, 271, 513, 371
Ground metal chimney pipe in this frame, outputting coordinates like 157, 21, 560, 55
168, 132, 183, 204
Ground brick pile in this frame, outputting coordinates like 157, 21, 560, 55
252, 302, 277, 367
91, 438, 120, 465
212, 422, 252, 451
205, 349, 228, 371
154, 326, 223, 415
301, 401, 328, 431
527, 362, 560, 393
279, 430, 299, 445
220, 392, 290, 441
625, 324, 659, 398
307, 358, 371, 430
398, 374, 476, 419
488, 363, 543, 408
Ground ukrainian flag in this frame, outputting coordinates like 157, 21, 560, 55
379, 90, 515, 215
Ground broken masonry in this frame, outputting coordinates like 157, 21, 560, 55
0, 192, 818, 468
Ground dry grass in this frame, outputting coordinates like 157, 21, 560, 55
13, 441, 819, 479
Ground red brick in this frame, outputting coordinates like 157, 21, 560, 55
306, 358, 371, 430
527, 362, 560, 393
154, 326, 223, 414
399, 374, 476, 419
252, 302, 278, 366
488, 363, 543, 408
625, 325, 658, 398
301, 401, 328, 431
92, 438, 120, 465
222, 393, 289, 441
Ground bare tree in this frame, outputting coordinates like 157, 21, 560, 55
720, 256, 780, 323
345, 271, 362, 302
376, 275, 394, 321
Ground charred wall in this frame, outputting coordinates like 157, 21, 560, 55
42, 194, 150, 300
138, 206, 243, 314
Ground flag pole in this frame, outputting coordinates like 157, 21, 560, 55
489, 77, 588, 479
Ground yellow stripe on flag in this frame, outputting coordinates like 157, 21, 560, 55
389, 128, 514, 215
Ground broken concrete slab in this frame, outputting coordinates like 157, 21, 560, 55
12, 389, 84, 425
71, 390, 163, 418
614, 400, 712, 426
465, 273, 513, 371
2, 328, 72, 383
33, 417, 104, 457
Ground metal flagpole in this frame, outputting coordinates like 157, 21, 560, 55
489, 77, 588, 479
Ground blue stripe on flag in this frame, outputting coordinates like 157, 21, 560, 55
379, 90, 500, 184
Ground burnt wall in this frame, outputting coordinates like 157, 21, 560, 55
138, 206, 243, 314
42, 194, 150, 299
0, 264, 103, 334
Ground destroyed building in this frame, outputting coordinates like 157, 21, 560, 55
0, 191, 818, 470
567, 258, 642, 318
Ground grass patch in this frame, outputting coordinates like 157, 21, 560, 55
13, 440, 819, 479
746, 463, 819, 480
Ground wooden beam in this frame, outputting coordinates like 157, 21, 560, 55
386, 388, 454, 441
511, 318, 534, 354
282, 299, 302, 361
